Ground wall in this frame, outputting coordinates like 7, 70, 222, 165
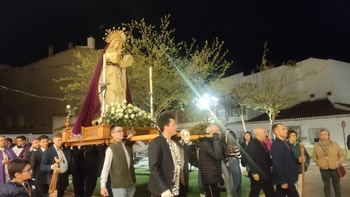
0, 47, 94, 133
331, 59, 350, 104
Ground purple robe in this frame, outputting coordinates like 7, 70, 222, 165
72, 44, 132, 135
0, 147, 18, 185
18, 144, 30, 159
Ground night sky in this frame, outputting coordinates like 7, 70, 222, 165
1, 0, 349, 75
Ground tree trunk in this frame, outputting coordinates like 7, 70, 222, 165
240, 107, 247, 133
268, 111, 276, 139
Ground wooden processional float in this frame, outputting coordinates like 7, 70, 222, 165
61, 116, 212, 146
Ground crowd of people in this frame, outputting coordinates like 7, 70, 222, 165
0, 114, 346, 197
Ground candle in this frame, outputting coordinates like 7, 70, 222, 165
149, 66, 153, 91
102, 54, 106, 83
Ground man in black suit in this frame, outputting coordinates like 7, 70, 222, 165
270, 123, 305, 197
147, 114, 189, 197
40, 131, 72, 197
246, 128, 274, 197
31, 135, 50, 196
24, 138, 40, 162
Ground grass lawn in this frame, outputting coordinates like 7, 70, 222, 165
133, 168, 251, 197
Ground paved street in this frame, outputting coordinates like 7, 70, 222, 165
303, 162, 350, 197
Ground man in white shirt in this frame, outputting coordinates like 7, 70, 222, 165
100, 125, 136, 197
40, 132, 71, 197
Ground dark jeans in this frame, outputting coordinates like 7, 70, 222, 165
320, 168, 341, 197
248, 177, 274, 197
274, 184, 299, 197
204, 183, 220, 197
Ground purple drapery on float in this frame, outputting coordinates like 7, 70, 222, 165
72, 44, 132, 135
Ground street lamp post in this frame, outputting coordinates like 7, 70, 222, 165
193, 94, 219, 123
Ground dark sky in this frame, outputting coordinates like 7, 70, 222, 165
1, 0, 350, 75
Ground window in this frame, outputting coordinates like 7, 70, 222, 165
308, 128, 323, 144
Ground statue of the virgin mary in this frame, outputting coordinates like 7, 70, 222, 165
72, 28, 133, 135
102, 28, 133, 104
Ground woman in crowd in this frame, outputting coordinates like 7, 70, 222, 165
221, 130, 233, 197
240, 131, 252, 170
287, 130, 310, 196
226, 130, 242, 197
313, 129, 344, 197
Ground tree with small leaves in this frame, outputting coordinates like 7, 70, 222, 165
55, 15, 232, 119
233, 42, 321, 136
53, 50, 101, 104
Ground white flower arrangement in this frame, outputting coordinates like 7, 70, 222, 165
101, 100, 154, 128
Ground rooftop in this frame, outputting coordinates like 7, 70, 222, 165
249, 99, 350, 122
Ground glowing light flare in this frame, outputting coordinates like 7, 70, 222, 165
193, 94, 219, 109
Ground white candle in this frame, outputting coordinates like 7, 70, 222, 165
149, 66, 153, 91
103, 54, 106, 83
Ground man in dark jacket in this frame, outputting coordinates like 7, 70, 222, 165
246, 128, 274, 197
40, 132, 72, 197
199, 123, 222, 197
270, 123, 305, 197
148, 114, 190, 197
31, 135, 50, 196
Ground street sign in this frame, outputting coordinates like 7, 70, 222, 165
341, 120, 346, 128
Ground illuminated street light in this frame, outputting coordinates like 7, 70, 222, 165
193, 94, 218, 109
193, 94, 219, 122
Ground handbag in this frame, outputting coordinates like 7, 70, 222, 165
337, 165, 346, 178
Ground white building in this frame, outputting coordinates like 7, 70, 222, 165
221, 58, 350, 154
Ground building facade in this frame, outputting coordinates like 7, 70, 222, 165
0, 40, 96, 135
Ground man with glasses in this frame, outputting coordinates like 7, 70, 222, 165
100, 125, 136, 197
0, 158, 57, 197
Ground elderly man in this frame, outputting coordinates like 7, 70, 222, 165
270, 123, 305, 197
199, 123, 222, 197
246, 128, 274, 197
